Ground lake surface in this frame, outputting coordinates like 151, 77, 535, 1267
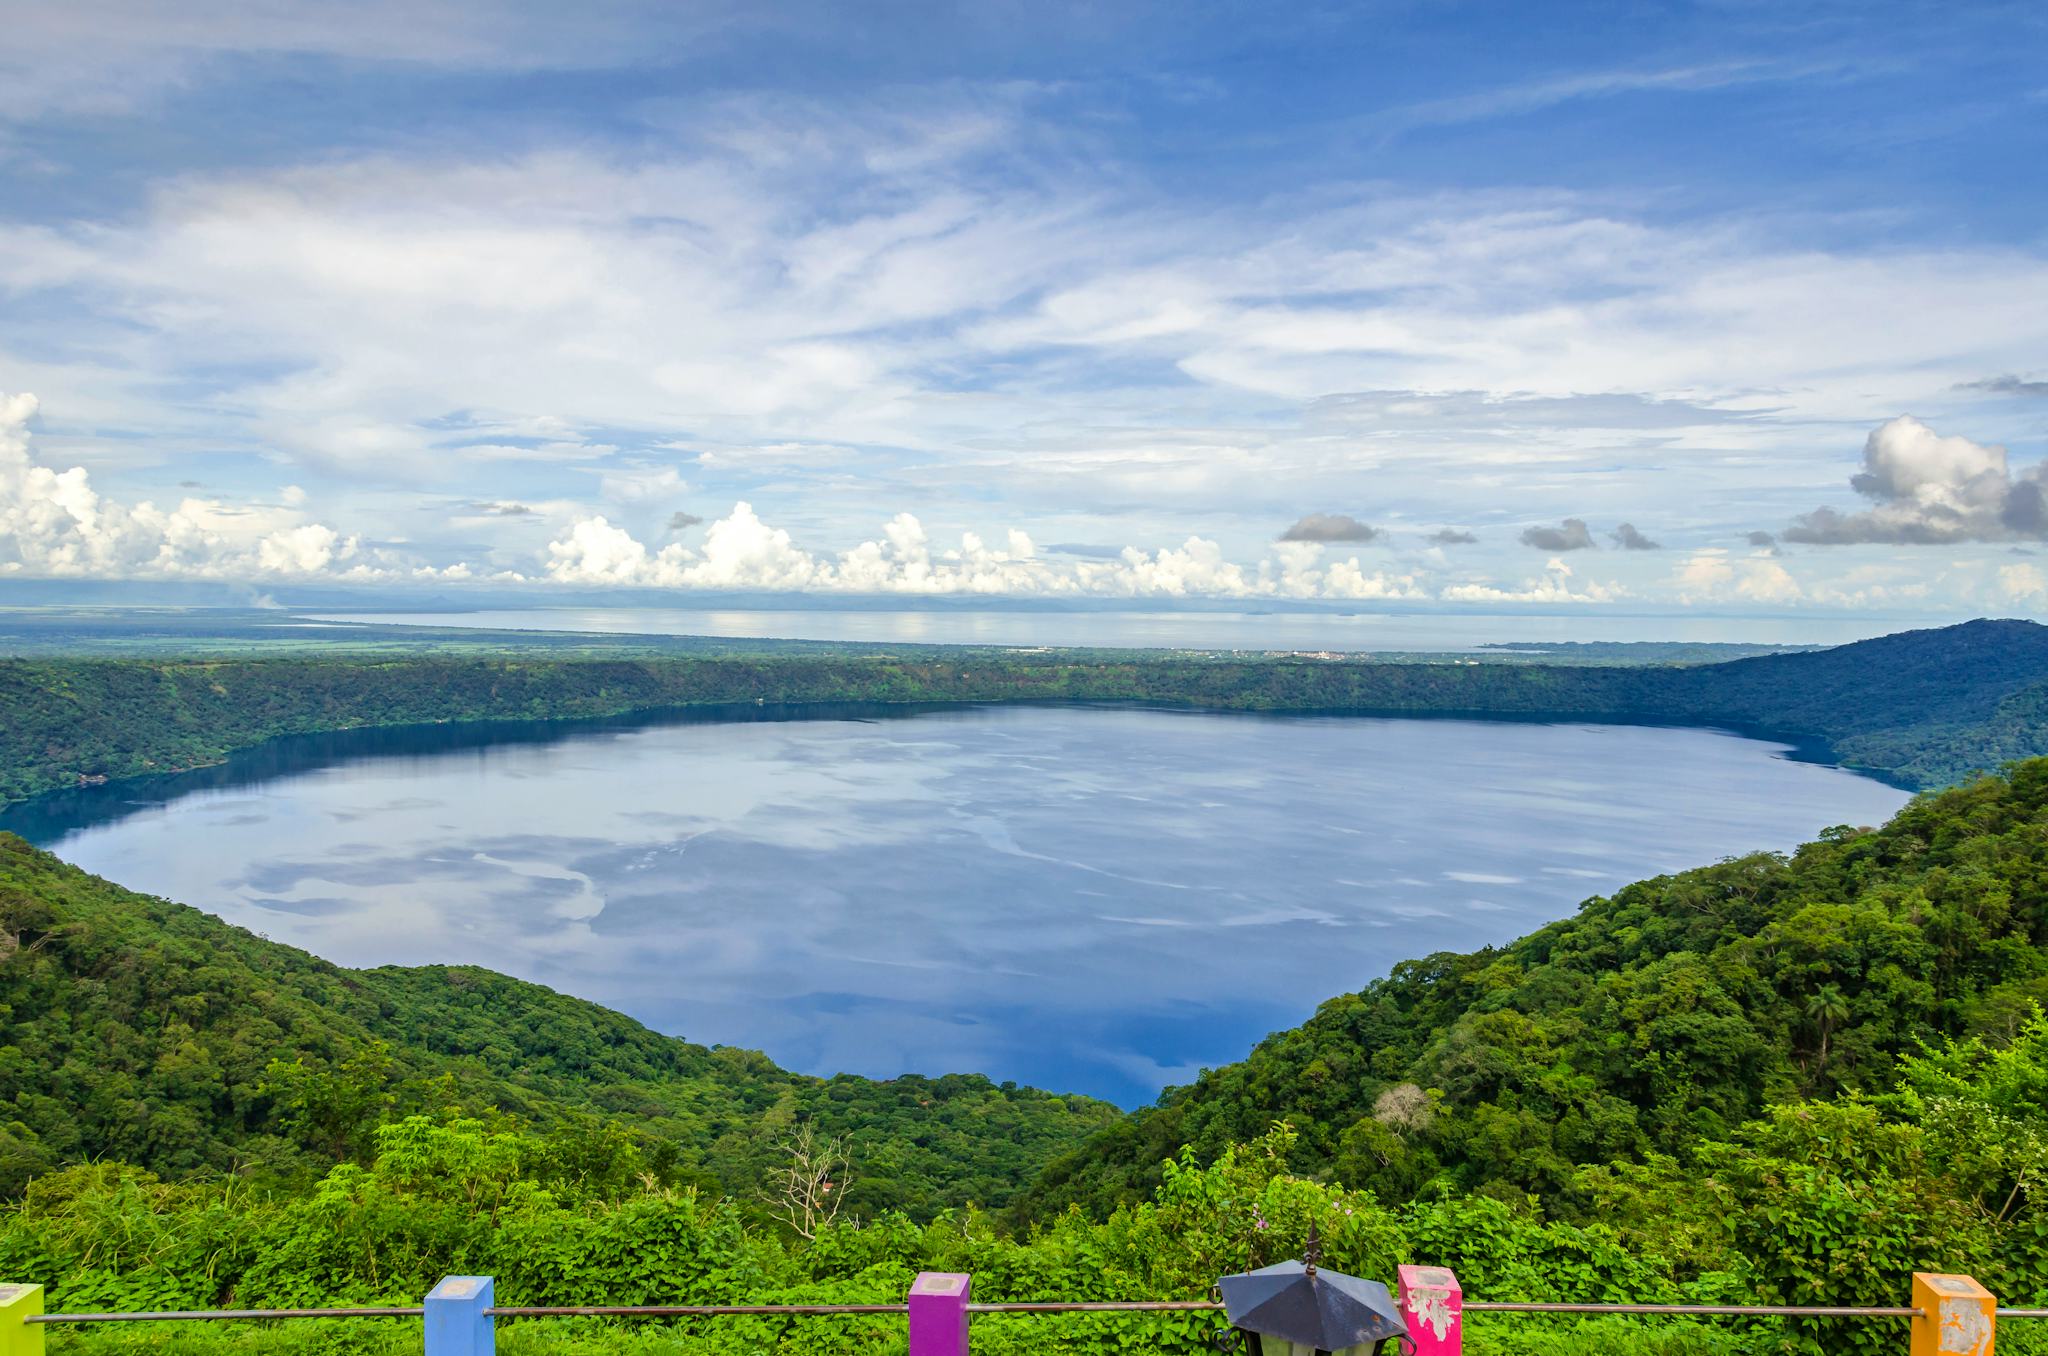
304, 606, 1909, 652
7, 707, 1911, 1105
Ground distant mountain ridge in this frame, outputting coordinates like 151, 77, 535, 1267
2, 620, 2046, 809
1652, 618, 2048, 783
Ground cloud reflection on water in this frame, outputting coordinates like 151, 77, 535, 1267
21, 707, 1911, 1106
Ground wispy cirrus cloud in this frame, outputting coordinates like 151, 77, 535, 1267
1359, 59, 1828, 144
3, 5, 2046, 617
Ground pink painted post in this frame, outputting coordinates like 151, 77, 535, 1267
1398, 1264, 1463, 1356
908, 1271, 972, 1356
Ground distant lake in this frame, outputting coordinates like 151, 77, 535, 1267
6, 707, 1911, 1106
302, 606, 1906, 651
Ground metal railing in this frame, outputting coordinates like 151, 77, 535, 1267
0, 1268, 2032, 1356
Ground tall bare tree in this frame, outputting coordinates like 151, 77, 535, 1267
764, 1122, 852, 1239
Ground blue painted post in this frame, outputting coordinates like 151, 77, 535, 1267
0, 1285, 43, 1356
424, 1275, 494, 1356
908, 1271, 971, 1356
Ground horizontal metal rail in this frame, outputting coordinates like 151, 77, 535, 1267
968, 1301, 1226, 1313
1465, 1302, 1921, 1317
27, 1298, 2048, 1325
486, 1303, 907, 1317
29, 1306, 424, 1324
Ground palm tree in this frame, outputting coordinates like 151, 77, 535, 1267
1806, 984, 1851, 1077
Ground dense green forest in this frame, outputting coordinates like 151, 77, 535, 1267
10, 767, 2048, 1353
1022, 749, 2048, 1221
6, 619, 2048, 808
10, 619, 2048, 1352
0, 835, 1114, 1215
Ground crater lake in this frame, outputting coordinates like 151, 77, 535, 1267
2, 705, 1911, 1105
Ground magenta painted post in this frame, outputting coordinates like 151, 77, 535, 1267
1398, 1264, 1463, 1356
908, 1271, 972, 1356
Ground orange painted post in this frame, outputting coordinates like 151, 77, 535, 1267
0, 1285, 43, 1356
1397, 1264, 1462, 1356
1912, 1273, 1994, 1356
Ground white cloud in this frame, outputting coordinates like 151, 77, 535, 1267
459, 440, 619, 464
0, 388, 2015, 615
836, 516, 1053, 595
1784, 416, 2045, 544
1999, 563, 2047, 600
1363, 61, 1807, 143
685, 502, 826, 590
11, 127, 2048, 517
1440, 557, 1625, 605
0, 41, 2042, 632
0, 391, 370, 579
542, 504, 1428, 600
542, 517, 667, 586
0, 1, 724, 119
1673, 548, 1803, 604
543, 503, 821, 590
255, 522, 347, 574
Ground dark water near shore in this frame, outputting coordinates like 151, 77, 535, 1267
5, 705, 1910, 1105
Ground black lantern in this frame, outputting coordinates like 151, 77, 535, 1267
1218, 1245, 1407, 1356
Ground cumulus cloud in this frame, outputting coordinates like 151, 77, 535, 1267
1785, 416, 2048, 545
545, 502, 826, 591
1441, 557, 1623, 604
837, 516, 1048, 595
667, 510, 704, 531
1673, 549, 1802, 605
1610, 522, 1660, 550
541, 502, 1429, 600
1279, 512, 1378, 543
1519, 518, 1595, 551
1428, 528, 1479, 545
2000, 563, 2047, 600
0, 391, 1649, 604
0, 390, 369, 580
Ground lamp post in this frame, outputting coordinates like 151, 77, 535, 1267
1218, 1228, 1408, 1356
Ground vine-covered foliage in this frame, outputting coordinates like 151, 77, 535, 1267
10, 1086, 2048, 1356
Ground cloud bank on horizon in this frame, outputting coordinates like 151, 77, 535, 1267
1, 0, 2045, 615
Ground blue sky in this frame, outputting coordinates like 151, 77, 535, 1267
2, 0, 2046, 615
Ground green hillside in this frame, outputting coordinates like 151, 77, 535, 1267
11, 767, 2048, 1354
0, 834, 1116, 1212
4, 620, 2048, 811
1021, 748, 2048, 1222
